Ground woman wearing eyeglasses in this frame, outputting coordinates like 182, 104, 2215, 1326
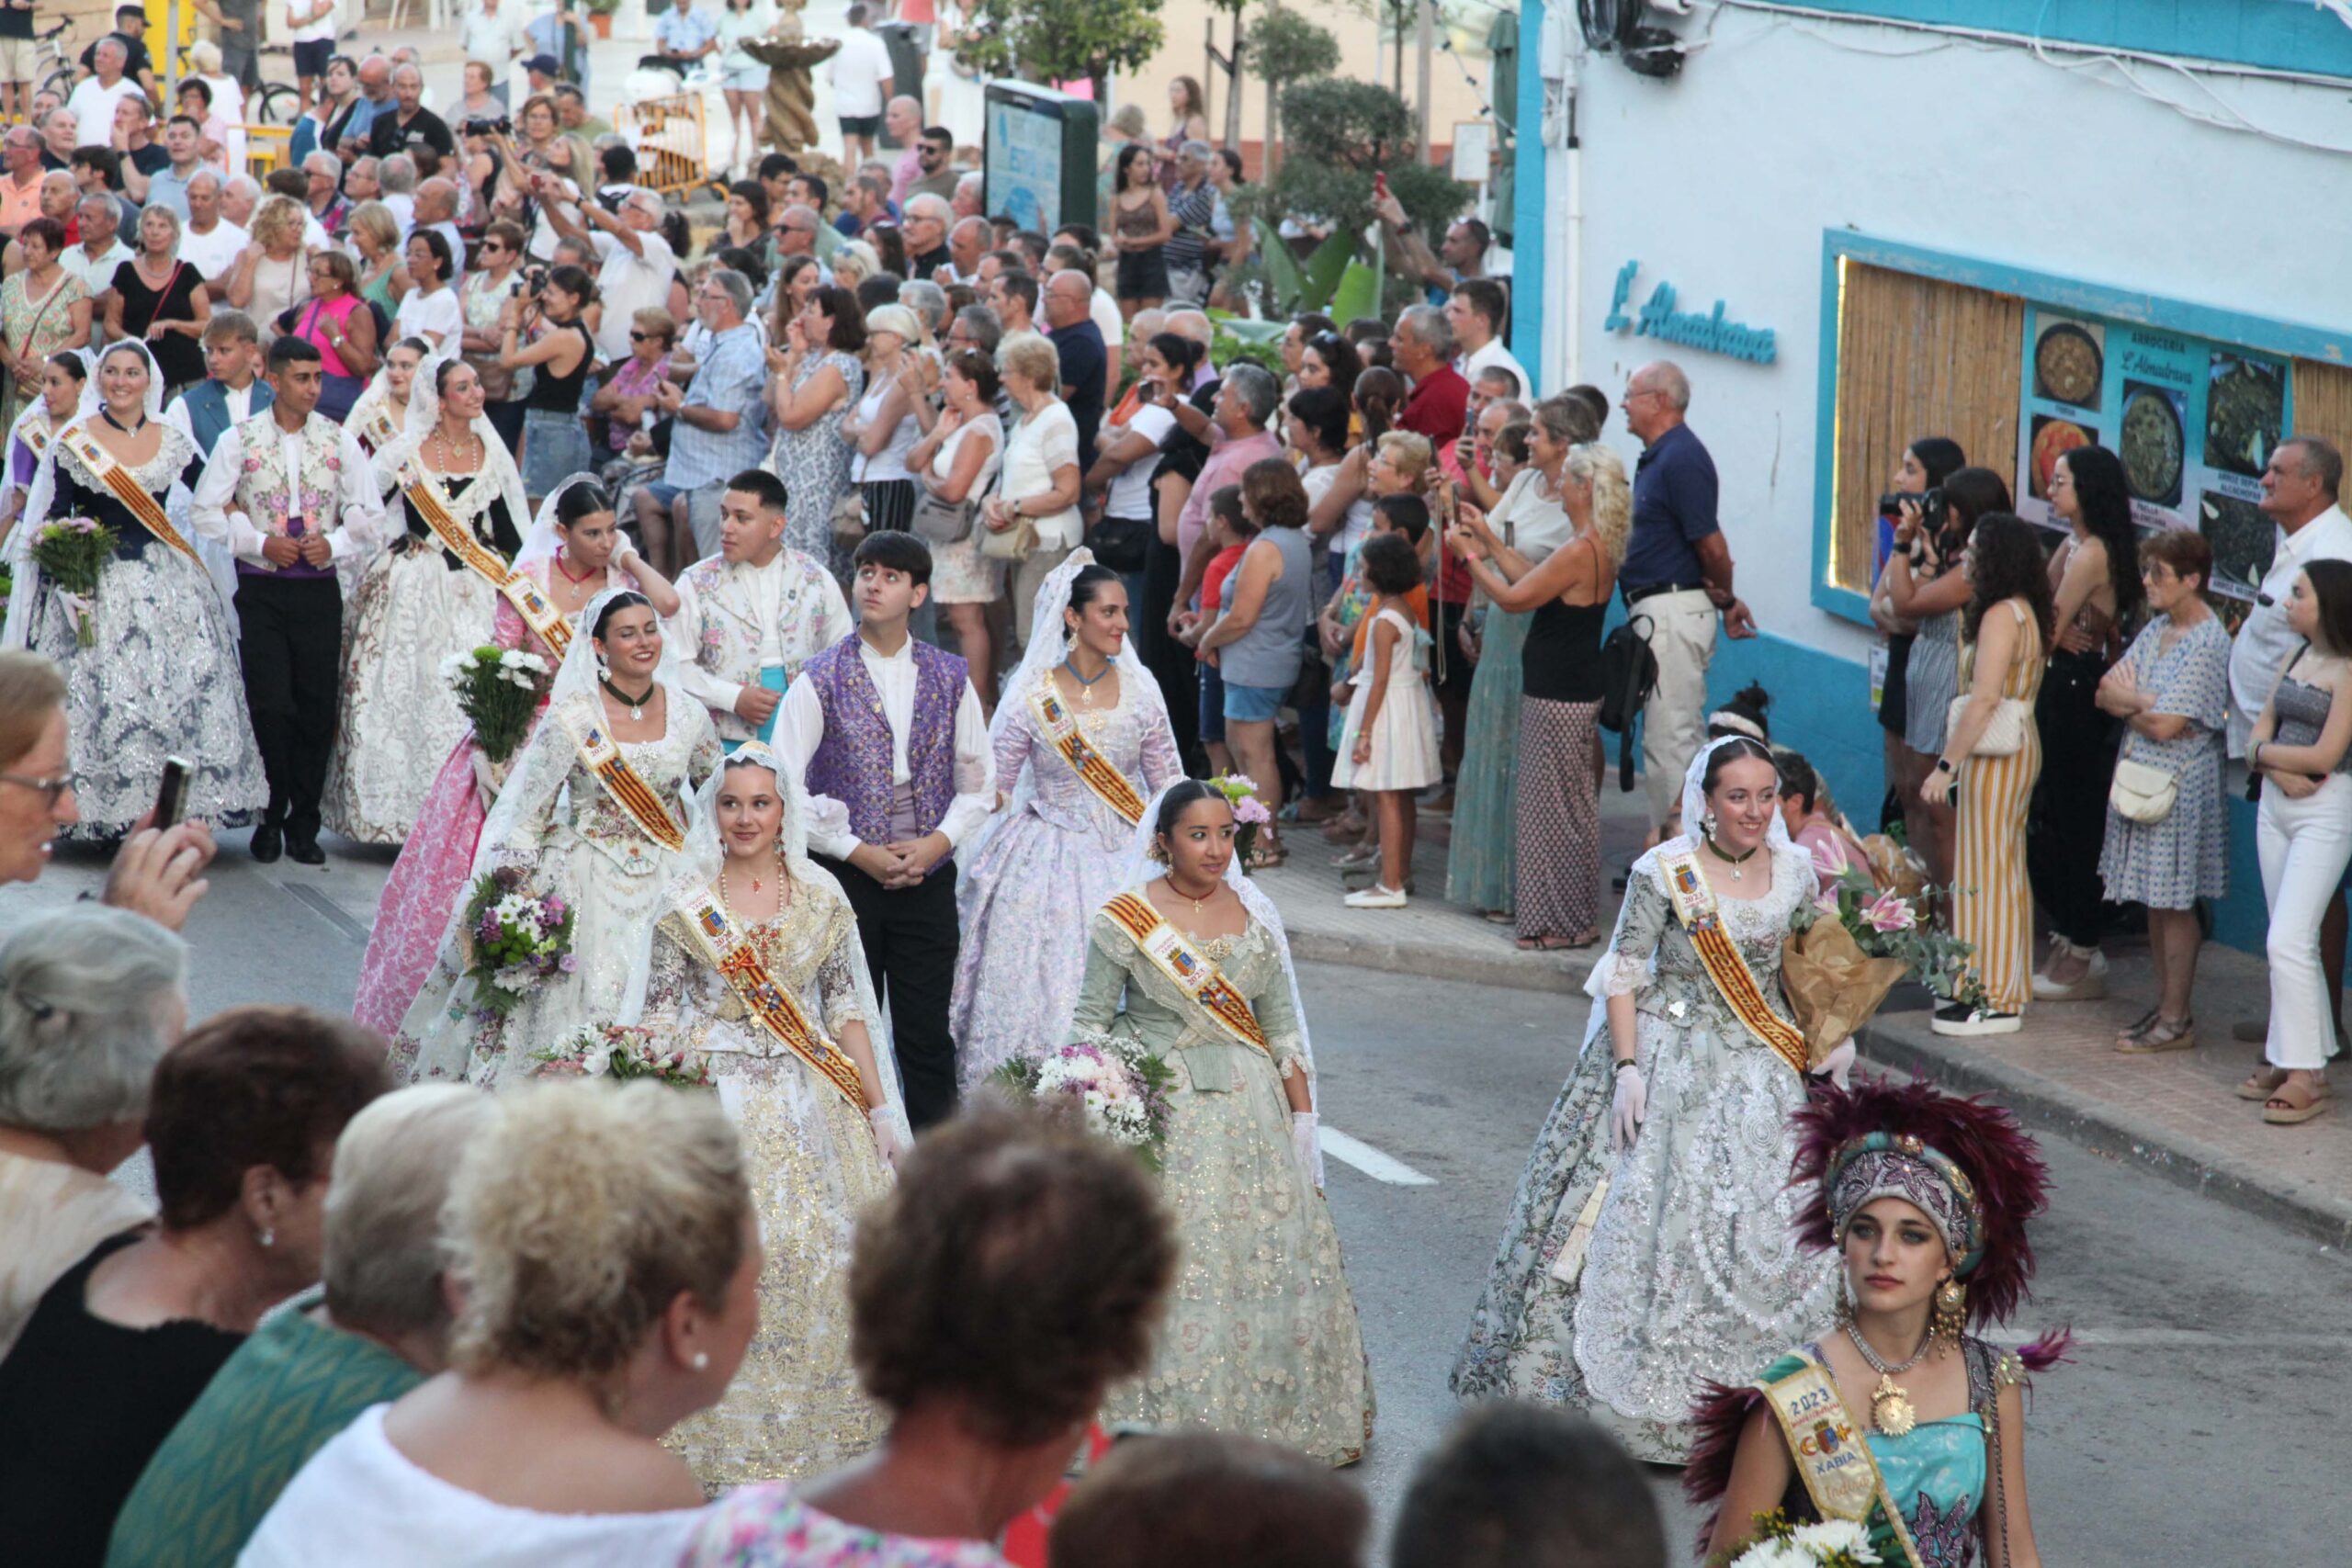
458, 219, 533, 456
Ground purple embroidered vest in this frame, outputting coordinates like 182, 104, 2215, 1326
804, 635, 968, 874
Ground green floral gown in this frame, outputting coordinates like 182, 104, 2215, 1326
1069, 908, 1375, 1466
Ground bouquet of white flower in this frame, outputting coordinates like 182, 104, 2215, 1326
1719, 1512, 1882, 1567
456, 866, 576, 1020
533, 1022, 713, 1089
987, 1036, 1176, 1168
442, 645, 553, 763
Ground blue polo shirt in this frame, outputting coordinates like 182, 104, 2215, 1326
1622, 421, 1719, 595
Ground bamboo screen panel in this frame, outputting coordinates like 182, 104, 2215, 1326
1827, 262, 2026, 594
2293, 358, 2352, 455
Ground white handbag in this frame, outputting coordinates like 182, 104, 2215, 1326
1946, 694, 2032, 759
2109, 757, 2179, 823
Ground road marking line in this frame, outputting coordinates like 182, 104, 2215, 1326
2058, 1328, 2351, 1348
1321, 1127, 1437, 1187
280, 882, 371, 944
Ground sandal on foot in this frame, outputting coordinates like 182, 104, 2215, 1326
1482, 909, 1516, 924
2116, 1015, 2195, 1055
2264, 1077, 2334, 1124
2116, 1007, 2159, 1045
1246, 836, 1289, 870
2237, 1066, 2290, 1102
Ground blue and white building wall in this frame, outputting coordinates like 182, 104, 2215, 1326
1510, 0, 2352, 951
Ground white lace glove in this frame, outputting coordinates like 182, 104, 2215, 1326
1816, 1039, 1857, 1090
868, 1107, 907, 1169
1609, 1064, 1647, 1153
1290, 1111, 1324, 1192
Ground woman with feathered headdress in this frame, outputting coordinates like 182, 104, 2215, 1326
1688, 1078, 2064, 1568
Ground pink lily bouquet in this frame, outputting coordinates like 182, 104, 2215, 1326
456, 865, 577, 1020
32, 515, 117, 649
1783, 867, 1981, 1065
533, 1022, 714, 1089
988, 1037, 1177, 1169
1204, 773, 1273, 869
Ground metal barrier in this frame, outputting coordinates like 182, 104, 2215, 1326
620, 94, 714, 200
243, 124, 291, 179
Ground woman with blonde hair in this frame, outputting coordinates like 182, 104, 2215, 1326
223, 197, 316, 349
346, 200, 413, 323
1449, 440, 1625, 951
242, 1080, 761, 1563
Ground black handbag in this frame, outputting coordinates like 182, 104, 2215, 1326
1088, 513, 1152, 574
1598, 612, 1658, 793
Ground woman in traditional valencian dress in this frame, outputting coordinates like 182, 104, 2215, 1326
1450, 736, 1842, 1463
1690, 1079, 2060, 1568
1068, 779, 1374, 1466
398, 587, 721, 1086
2, 341, 266, 837
953, 553, 1185, 1089
347, 336, 435, 497
354, 477, 679, 1034
322, 357, 529, 845
2, 352, 85, 539
631, 744, 910, 1488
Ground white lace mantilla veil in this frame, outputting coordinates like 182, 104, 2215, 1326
513, 471, 609, 577
959, 547, 1166, 865
4, 341, 196, 651
1574, 734, 1795, 1058
1115, 780, 1319, 1108
379, 348, 529, 539
622, 740, 914, 1146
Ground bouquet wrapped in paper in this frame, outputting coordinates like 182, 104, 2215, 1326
533, 1022, 713, 1089
32, 515, 117, 649
988, 1036, 1176, 1169
1782, 868, 1977, 1065
443, 646, 554, 764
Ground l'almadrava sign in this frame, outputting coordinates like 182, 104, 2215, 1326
1604, 260, 1777, 365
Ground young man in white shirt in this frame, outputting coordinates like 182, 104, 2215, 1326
669, 468, 854, 750
774, 530, 994, 1129
1448, 277, 1527, 400
826, 3, 897, 168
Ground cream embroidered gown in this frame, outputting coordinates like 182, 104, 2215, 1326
393, 689, 721, 1087
1068, 909, 1374, 1466
638, 878, 891, 1488
1449, 840, 1838, 1463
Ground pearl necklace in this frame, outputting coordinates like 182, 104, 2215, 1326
719, 856, 778, 906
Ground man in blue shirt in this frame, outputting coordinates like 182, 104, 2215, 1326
648, 0, 718, 71
1620, 358, 1755, 833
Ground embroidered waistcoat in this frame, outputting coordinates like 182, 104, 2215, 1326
684, 550, 840, 742
231, 411, 345, 579
802, 635, 966, 871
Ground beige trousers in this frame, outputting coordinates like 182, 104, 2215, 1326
1637, 588, 1720, 830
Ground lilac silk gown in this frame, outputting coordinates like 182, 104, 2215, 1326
948, 663, 1184, 1090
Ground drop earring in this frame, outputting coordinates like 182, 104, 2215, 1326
1702, 809, 1719, 840
1932, 1277, 1967, 1342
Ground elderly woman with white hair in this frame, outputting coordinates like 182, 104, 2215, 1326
984, 330, 1087, 650
0, 905, 188, 1359
243, 1080, 763, 1565
107, 1085, 498, 1566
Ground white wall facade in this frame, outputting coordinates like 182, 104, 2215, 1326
1545, 4, 2352, 659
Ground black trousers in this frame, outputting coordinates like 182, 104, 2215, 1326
1138, 530, 1203, 773
2026, 648, 2120, 948
234, 572, 343, 840
818, 852, 961, 1130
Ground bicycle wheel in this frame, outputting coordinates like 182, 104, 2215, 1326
38, 65, 75, 104
254, 83, 300, 126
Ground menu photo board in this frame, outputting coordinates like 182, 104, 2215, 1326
2016, 305, 2291, 603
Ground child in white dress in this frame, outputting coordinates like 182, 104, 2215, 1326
1330, 531, 1441, 908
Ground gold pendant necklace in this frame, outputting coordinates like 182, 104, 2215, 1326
1843, 1320, 1929, 1437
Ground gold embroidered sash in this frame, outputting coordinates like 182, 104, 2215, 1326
1102, 891, 1270, 1058
555, 703, 685, 853
400, 461, 568, 653
671, 888, 867, 1110
56, 423, 200, 561
1758, 1358, 1926, 1568
1031, 680, 1146, 826
1656, 845, 1810, 1076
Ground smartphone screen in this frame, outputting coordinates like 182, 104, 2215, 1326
153, 756, 191, 831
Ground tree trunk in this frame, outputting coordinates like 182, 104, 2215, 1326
1224, 38, 1246, 152
1262, 70, 1279, 179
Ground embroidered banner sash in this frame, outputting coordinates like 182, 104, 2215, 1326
19, 417, 53, 459
671, 888, 867, 1110
1102, 892, 1271, 1058
400, 461, 569, 653
356, 403, 401, 454
57, 424, 200, 561
556, 704, 685, 853
1656, 846, 1810, 1075
1758, 1358, 1926, 1568
1031, 680, 1146, 826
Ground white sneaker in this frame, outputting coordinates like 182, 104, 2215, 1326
1931, 1001, 2023, 1037
1343, 884, 1408, 909
2030, 945, 2108, 1000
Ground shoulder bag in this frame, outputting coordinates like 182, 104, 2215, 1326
1598, 610, 1657, 793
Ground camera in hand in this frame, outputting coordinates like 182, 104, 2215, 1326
1877, 487, 1942, 522
463, 114, 513, 137
525, 265, 548, 297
